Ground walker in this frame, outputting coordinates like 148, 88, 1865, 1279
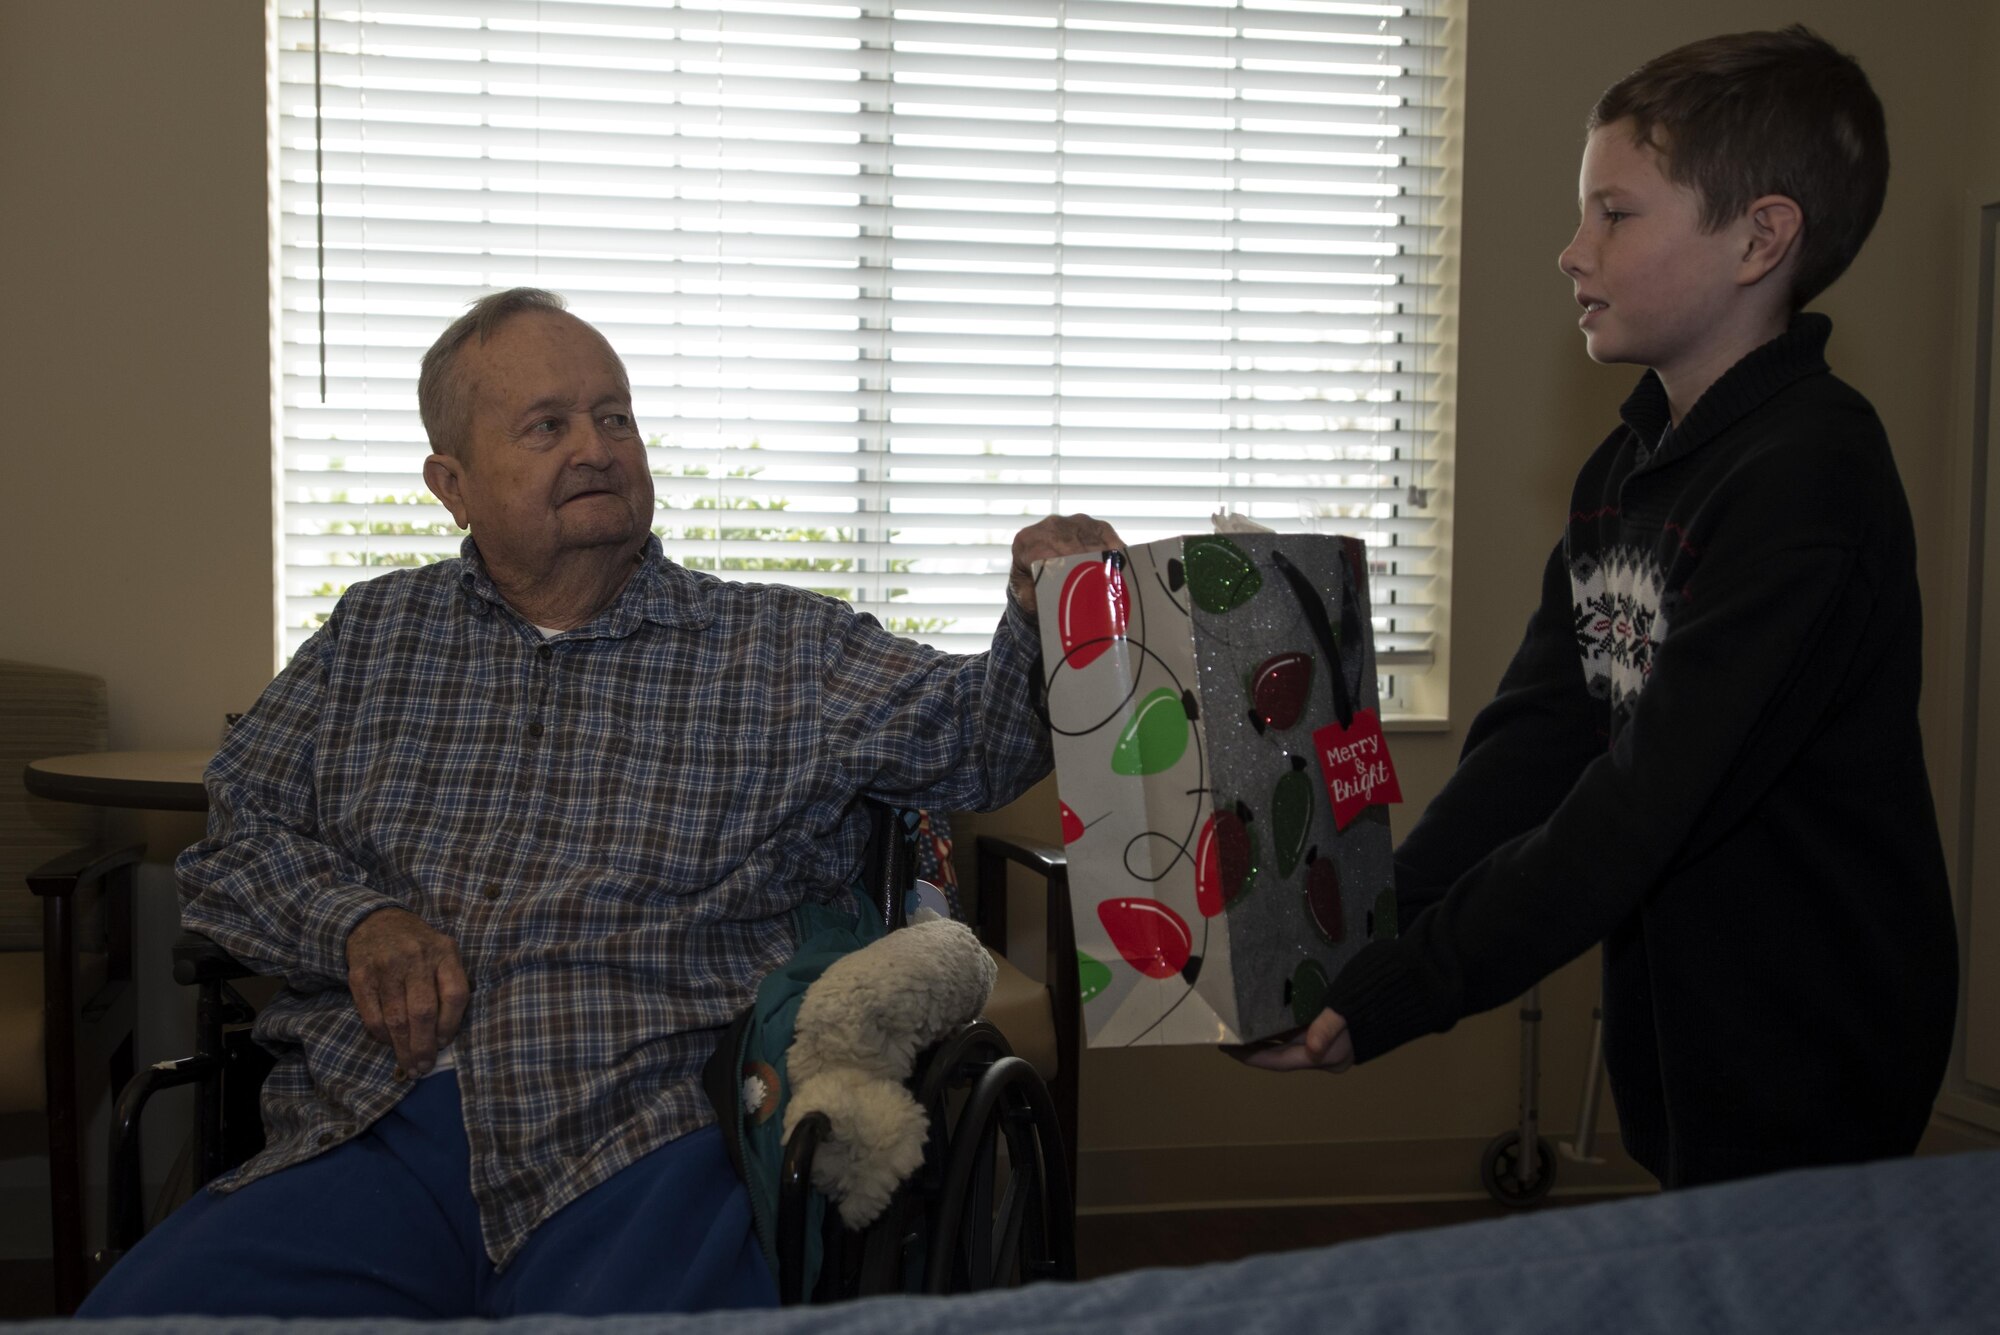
1479, 983, 1607, 1206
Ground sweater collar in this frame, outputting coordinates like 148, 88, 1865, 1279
1618, 312, 1833, 469
456, 534, 715, 634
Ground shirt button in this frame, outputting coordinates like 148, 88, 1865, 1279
528, 721, 544, 738
484, 885, 502, 901
393, 1065, 408, 1081
316, 1130, 336, 1147
538, 643, 553, 661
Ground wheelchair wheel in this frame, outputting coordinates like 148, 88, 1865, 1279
788, 1020, 1076, 1302
1480, 1129, 1556, 1207
916, 1023, 1075, 1294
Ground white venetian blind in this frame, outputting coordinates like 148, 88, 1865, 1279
274, 0, 1450, 710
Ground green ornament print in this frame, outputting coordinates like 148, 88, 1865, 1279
1289, 958, 1330, 1028
1110, 687, 1191, 775
1271, 755, 1312, 876
1077, 950, 1112, 1004
1184, 536, 1263, 613
1370, 887, 1399, 941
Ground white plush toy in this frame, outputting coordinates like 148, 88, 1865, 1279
782, 913, 997, 1226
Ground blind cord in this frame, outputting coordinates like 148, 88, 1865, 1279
313, 0, 326, 404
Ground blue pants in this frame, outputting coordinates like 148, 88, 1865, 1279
80, 1072, 777, 1318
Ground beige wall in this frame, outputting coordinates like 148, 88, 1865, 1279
2, 0, 1994, 1221
1938, 1, 2000, 1128
0, 1, 276, 743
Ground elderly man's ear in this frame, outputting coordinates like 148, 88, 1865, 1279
424, 454, 473, 530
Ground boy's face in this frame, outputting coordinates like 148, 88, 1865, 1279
1557, 122, 1752, 388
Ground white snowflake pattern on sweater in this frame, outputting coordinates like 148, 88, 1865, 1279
1570, 545, 1668, 713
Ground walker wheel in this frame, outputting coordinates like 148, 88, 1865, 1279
1480, 1129, 1556, 1207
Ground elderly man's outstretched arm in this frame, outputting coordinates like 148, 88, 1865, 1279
817, 513, 1122, 814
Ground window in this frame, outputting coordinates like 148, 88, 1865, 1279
274, 0, 1454, 717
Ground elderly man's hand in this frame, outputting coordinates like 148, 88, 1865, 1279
1227, 1007, 1356, 1073
346, 907, 469, 1078
1010, 514, 1125, 616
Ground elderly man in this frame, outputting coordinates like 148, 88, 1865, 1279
83, 288, 1116, 1319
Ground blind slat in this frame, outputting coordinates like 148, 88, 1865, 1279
274, 94, 1444, 160
280, 50, 1444, 110
288, 181, 1429, 242
278, 414, 1438, 454
281, 220, 1435, 280
278, 318, 1442, 361
281, 6, 1441, 57
278, 138, 1446, 196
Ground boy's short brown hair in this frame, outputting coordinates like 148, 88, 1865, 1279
1589, 25, 1887, 310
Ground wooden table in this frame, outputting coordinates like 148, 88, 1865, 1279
19, 748, 209, 1311
23, 749, 211, 812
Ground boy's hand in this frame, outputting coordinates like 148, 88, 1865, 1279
1228, 1008, 1355, 1073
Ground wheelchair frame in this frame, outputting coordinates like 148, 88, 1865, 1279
781, 1019, 1074, 1301
97, 799, 1075, 1307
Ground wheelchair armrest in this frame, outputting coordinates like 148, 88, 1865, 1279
172, 931, 257, 987
110, 933, 267, 1257
26, 841, 146, 898
972, 835, 1068, 961
973, 835, 1079, 1187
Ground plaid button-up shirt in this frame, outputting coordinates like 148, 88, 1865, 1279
178, 536, 1050, 1267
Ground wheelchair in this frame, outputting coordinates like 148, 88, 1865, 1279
98, 800, 1075, 1307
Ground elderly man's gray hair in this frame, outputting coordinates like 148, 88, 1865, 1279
418, 287, 571, 459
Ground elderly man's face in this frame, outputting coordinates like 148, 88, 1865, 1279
425, 310, 655, 575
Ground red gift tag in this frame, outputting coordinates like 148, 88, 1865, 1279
1312, 707, 1402, 831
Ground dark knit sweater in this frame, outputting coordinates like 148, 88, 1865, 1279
1325, 315, 1959, 1187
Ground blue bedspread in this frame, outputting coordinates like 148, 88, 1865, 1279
39, 1148, 1999, 1334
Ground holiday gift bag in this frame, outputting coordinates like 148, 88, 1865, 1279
1034, 532, 1402, 1046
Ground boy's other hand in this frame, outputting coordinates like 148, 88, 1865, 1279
1228, 1008, 1355, 1073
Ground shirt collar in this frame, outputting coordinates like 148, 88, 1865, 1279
455, 535, 715, 634
1619, 312, 1833, 470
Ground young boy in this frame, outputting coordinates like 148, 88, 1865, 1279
1245, 27, 1959, 1189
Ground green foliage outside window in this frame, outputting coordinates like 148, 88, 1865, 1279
300, 442, 955, 639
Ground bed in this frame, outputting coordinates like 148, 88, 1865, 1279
34, 1147, 1997, 1334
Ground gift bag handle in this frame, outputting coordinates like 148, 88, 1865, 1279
1270, 548, 1358, 730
